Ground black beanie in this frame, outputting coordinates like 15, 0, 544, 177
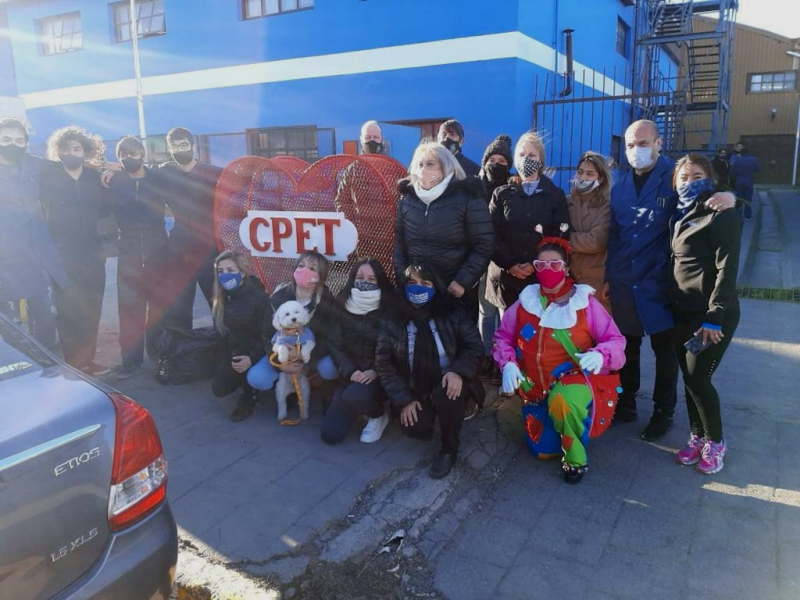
482, 134, 513, 167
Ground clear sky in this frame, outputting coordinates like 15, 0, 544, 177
734, 0, 800, 39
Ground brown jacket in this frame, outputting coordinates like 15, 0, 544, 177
567, 188, 611, 310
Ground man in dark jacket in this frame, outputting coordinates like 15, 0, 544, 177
607, 120, 736, 441
711, 148, 730, 187
393, 147, 494, 321
438, 119, 481, 178
729, 142, 759, 220
0, 117, 68, 350
157, 127, 224, 331
107, 136, 169, 379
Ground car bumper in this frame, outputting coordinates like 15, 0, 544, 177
56, 502, 178, 600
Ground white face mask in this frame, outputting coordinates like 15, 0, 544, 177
626, 145, 656, 170
573, 179, 600, 194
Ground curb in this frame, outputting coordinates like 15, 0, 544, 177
171, 550, 281, 600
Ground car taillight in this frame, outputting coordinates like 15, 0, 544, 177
107, 392, 168, 532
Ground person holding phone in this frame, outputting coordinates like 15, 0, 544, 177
669, 154, 742, 475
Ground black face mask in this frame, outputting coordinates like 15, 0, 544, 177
172, 150, 194, 166
441, 139, 460, 155
485, 162, 509, 184
363, 140, 383, 154
60, 154, 84, 171
0, 143, 26, 162
121, 157, 143, 172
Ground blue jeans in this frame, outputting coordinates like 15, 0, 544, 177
247, 354, 338, 390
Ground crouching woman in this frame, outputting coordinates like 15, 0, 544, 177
493, 241, 625, 483
211, 251, 271, 421
375, 264, 483, 479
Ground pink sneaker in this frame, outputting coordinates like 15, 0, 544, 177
675, 434, 705, 465
696, 438, 728, 475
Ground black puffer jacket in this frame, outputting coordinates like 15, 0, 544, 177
328, 307, 383, 378
487, 175, 572, 309
393, 176, 494, 289
266, 283, 339, 361
221, 275, 271, 364
375, 308, 483, 409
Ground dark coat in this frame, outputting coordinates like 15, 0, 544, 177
486, 175, 571, 309
393, 176, 494, 289
711, 157, 730, 185
669, 189, 742, 326
0, 154, 70, 302
267, 283, 339, 362
375, 307, 483, 409
729, 154, 760, 185
328, 307, 383, 378
457, 152, 481, 179
606, 155, 676, 337
221, 275, 271, 364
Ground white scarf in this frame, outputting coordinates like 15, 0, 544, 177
345, 288, 381, 315
413, 173, 453, 205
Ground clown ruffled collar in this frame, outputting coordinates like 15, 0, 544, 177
518, 284, 595, 329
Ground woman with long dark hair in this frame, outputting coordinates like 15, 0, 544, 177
210, 251, 271, 421
322, 258, 397, 444
375, 264, 483, 479
669, 153, 741, 475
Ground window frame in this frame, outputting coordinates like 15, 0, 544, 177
246, 125, 319, 161
242, 0, 314, 20
616, 17, 631, 60
36, 11, 83, 56
110, 0, 166, 44
747, 71, 797, 94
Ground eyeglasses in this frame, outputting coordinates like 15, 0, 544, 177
168, 142, 192, 152
533, 260, 567, 272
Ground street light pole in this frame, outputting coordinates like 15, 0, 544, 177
788, 50, 800, 187
130, 0, 146, 143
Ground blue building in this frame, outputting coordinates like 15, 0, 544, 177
0, 0, 677, 185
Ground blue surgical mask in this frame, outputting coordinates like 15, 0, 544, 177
354, 280, 379, 292
219, 272, 243, 291
406, 284, 435, 306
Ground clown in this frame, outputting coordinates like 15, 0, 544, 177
493, 237, 626, 483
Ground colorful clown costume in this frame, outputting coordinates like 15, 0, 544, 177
493, 283, 626, 474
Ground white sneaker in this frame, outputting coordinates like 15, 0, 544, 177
360, 412, 390, 443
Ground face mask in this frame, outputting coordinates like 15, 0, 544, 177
0, 143, 25, 162
122, 157, 143, 172
574, 179, 600, 194
441, 138, 460, 155
60, 154, 84, 171
172, 150, 194, 166
537, 268, 567, 290
485, 162, 509, 183
626, 146, 656, 170
218, 272, 243, 291
677, 177, 714, 202
406, 284, 435, 306
517, 156, 542, 178
294, 266, 319, 289
363, 140, 383, 154
419, 167, 444, 190
354, 280, 380, 292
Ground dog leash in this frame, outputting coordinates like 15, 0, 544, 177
269, 338, 305, 426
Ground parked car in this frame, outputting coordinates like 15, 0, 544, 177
0, 313, 177, 600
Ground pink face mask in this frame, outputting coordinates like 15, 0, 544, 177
537, 268, 567, 290
293, 267, 319, 289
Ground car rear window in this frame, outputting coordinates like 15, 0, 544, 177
0, 316, 52, 382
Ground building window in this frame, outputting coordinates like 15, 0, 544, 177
748, 71, 797, 94
243, 0, 314, 19
616, 17, 631, 59
248, 126, 319, 161
37, 12, 83, 55
112, 0, 166, 43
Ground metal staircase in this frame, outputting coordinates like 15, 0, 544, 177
634, 0, 738, 155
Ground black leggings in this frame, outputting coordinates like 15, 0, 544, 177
674, 307, 740, 443
211, 359, 254, 398
320, 380, 386, 444
399, 385, 467, 454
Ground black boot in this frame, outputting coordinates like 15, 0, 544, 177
230, 389, 258, 422
429, 452, 457, 479
640, 409, 674, 441
562, 462, 587, 484
613, 398, 638, 423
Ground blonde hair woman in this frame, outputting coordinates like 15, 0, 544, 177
210, 250, 272, 422
486, 131, 571, 311
393, 141, 494, 321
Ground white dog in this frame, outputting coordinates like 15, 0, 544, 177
271, 300, 315, 422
